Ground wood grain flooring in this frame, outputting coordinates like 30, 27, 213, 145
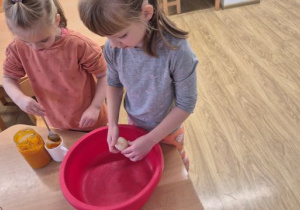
1, 0, 299, 209
168, 0, 300, 209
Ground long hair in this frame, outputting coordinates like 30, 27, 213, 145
3, 0, 67, 31
78, 0, 188, 57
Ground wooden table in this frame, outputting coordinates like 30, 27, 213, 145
0, 124, 203, 210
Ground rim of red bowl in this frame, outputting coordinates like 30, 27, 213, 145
59, 125, 164, 210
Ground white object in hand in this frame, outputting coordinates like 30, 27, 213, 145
115, 137, 129, 151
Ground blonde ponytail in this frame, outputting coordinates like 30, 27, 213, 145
3, 0, 67, 30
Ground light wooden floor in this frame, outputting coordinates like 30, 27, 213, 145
169, 0, 300, 209
1, 0, 300, 209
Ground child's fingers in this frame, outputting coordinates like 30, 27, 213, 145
88, 119, 97, 127
34, 109, 46, 116
123, 151, 140, 162
79, 117, 86, 128
110, 135, 118, 146
78, 118, 84, 128
82, 120, 92, 128
30, 104, 45, 116
122, 147, 135, 157
107, 133, 119, 153
109, 146, 120, 153
109, 140, 120, 153
130, 156, 140, 162
30, 101, 45, 116
80, 120, 91, 128
79, 114, 97, 128
35, 102, 45, 111
35, 106, 45, 115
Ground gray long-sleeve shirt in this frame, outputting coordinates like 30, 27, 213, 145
104, 33, 198, 131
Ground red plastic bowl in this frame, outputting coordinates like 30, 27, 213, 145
59, 125, 164, 210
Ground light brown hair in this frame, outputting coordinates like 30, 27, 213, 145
78, 0, 188, 56
3, 0, 67, 31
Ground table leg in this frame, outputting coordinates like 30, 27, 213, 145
0, 116, 7, 131
215, 0, 220, 10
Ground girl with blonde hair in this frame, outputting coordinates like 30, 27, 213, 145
2, 0, 108, 131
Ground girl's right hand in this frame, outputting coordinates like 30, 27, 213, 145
17, 96, 45, 116
107, 124, 120, 153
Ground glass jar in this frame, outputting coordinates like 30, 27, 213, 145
14, 128, 52, 169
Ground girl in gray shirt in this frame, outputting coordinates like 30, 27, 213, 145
79, 0, 198, 170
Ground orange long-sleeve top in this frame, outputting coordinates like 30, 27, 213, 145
3, 28, 108, 131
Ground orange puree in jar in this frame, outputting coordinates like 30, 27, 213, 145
14, 128, 52, 169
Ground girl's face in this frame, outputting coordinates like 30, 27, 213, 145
106, 4, 154, 49
107, 21, 147, 48
14, 26, 60, 51
12, 15, 61, 51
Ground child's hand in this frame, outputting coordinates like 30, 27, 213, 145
107, 125, 120, 153
122, 135, 156, 162
17, 96, 45, 116
79, 106, 99, 128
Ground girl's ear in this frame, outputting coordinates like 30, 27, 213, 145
142, 4, 154, 21
55, 14, 61, 27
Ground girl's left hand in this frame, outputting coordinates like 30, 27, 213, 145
79, 106, 99, 128
121, 135, 156, 162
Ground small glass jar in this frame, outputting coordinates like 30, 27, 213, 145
14, 128, 52, 169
